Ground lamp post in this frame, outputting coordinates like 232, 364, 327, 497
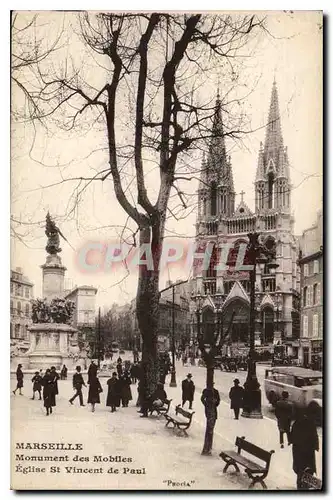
169, 285, 177, 387
242, 232, 279, 419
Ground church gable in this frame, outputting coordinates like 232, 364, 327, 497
223, 281, 250, 308
234, 200, 253, 218
260, 293, 275, 309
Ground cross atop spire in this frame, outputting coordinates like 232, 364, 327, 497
240, 190, 245, 203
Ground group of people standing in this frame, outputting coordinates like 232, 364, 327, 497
69, 359, 133, 413
13, 364, 61, 416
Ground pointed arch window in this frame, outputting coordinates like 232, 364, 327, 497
268, 172, 275, 209
210, 182, 217, 216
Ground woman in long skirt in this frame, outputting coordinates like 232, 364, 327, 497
88, 376, 103, 412
13, 364, 24, 396
42, 369, 56, 416
106, 372, 120, 412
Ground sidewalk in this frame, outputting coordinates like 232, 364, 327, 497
164, 365, 323, 491
11, 360, 323, 491
10, 379, 260, 490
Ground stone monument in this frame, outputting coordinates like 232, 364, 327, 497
26, 213, 78, 370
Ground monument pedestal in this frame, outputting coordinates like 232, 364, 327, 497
27, 323, 78, 370
41, 254, 67, 300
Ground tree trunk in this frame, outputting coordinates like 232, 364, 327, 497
202, 354, 216, 456
136, 226, 160, 399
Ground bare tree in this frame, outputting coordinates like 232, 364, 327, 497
13, 12, 266, 398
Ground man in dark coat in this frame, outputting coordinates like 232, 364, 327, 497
130, 362, 139, 384
42, 368, 56, 415
275, 390, 293, 448
229, 379, 244, 420
50, 366, 60, 395
60, 365, 68, 380
13, 364, 24, 395
106, 372, 121, 412
116, 360, 123, 377
182, 373, 195, 409
69, 366, 86, 406
87, 360, 98, 384
88, 376, 103, 412
119, 371, 132, 407
31, 371, 42, 400
150, 383, 168, 410
290, 409, 319, 489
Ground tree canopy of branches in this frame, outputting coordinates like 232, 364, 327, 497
13, 11, 266, 396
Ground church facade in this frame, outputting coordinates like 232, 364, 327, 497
191, 81, 300, 355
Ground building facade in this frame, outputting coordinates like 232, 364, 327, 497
158, 280, 191, 351
10, 267, 34, 346
298, 210, 323, 369
64, 285, 97, 342
191, 81, 300, 355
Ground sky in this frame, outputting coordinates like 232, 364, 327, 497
11, 11, 323, 310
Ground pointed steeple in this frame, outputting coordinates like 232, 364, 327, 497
263, 80, 284, 175
209, 92, 227, 162
255, 80, 291, 213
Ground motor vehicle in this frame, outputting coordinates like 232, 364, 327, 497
264, 366, 322, 424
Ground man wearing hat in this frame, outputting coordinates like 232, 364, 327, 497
181, 373, 195, 409
229, 379, 244, 420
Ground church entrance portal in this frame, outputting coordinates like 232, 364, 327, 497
223, 299, 250, 344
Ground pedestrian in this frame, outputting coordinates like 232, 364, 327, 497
117, 356, 122, 364
150, 383, 168, 410
13, 364, 24, 396
87, 375, 103, 412
290, 408, 319, 489
229, 379, 244, 420
31, 371, 42, 400
69, 366, 86, 407
50, 366, 60, 396
200, 384, 221, 454
119, 371, 132, 408
42, 368, 56, 416
130, 361, 139, 384
106, 372, 121, 412
182, 352, 187, 366
116, 360, 123, 377
87, 360, 98, 384
182, 373, 195, 409
275, 390, 293, 448
60, 365, 68, 380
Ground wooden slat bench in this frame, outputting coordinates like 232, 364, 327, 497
149, 398, 172, 417
219, 436, 274, 489
164, 404, 195, 437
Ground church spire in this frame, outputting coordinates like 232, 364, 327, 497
263, 79, 284, 172
255, 80, 291, 213
207, 92, 227, 167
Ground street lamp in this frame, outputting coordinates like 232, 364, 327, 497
169, 285, 177, 387
242, 232, 279, 419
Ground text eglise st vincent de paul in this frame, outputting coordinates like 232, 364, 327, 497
15, 442, 146, 475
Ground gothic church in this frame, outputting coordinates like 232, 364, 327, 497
193, 81, 300, 353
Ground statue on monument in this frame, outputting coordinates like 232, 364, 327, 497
45, 212, 65, 255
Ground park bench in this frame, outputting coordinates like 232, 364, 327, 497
219, 436, 275, 489
164, 404, 195, 437
149, 398, 172, 417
